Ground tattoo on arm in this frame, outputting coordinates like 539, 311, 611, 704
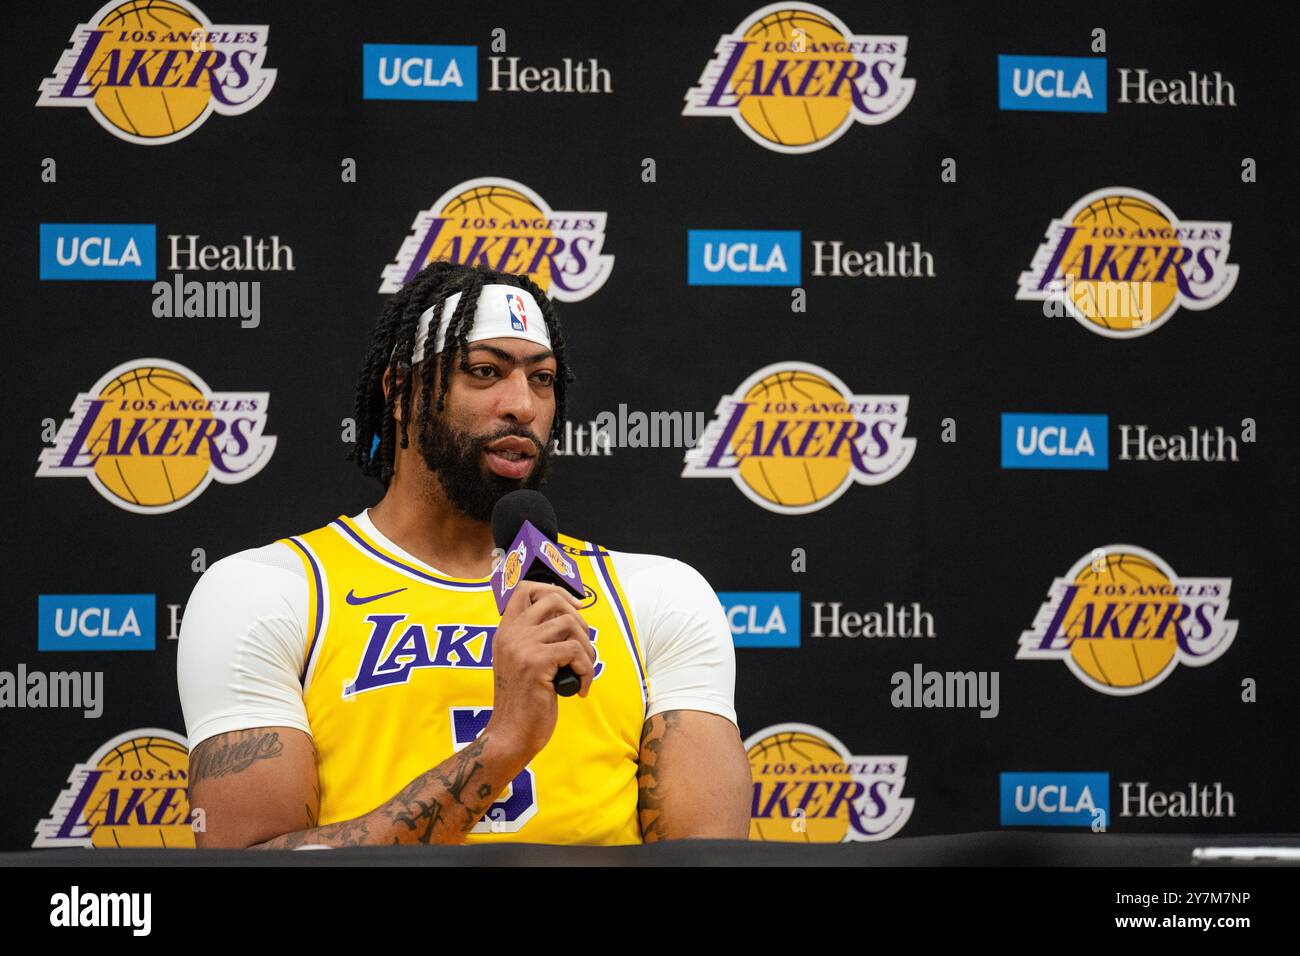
189, 730, 284, 788
637, 710, 682, 842
252, 733, 505, 850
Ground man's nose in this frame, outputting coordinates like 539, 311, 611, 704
495, 367, 538, 425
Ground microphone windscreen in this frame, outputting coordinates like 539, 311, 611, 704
491, 489, 559, 550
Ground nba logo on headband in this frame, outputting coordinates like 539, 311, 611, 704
407, 284, 551, 363
506, 293, 528, 332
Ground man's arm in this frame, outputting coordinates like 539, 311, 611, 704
187, 582, 597, 849
636, 709, 751, 841
188, 724, 533, 849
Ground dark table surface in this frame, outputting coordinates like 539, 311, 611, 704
4, 832, 1300, 866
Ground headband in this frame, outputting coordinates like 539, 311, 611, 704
407, 283, 551, 363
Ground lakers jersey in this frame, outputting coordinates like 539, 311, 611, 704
280, 514, 649, 845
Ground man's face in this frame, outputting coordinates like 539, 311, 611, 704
406, 337, 558, 521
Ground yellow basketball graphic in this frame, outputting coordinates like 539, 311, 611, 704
732, 9, 854, 149
1064, 194, 1180, 331
86, 735, 194, 848
1063, 552, 1178, 690
89, 365, 215, 509
88, 1, 212, 141
503, 549, 523, 589
732, 368, 855, 509
433, 184, 556, 293
748, 729, 852, 842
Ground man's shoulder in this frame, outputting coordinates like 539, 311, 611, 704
562, 536, 718, 604
189, 538, 310, 604
558, 533, 681, 574
180, 540, 312, 648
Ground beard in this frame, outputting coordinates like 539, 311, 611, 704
415, 410, 551, 522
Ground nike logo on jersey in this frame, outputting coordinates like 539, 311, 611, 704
345, 587, 409, 605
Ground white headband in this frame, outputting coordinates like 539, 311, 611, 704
408, 284, 551, 363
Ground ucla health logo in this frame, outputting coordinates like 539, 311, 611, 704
719, 592, 800, 647
363, 44, 476, 100
1000, 772, 1110, 827
1017, 187, 1237, 338
38, 595, 155, 651
684, 362, 914, 514
1019, 546, 1236, 695
37, 359, 276, 514
35, 729, 193, 848
746, 723, 913, 841
1001, 413, 1108, 470
381, 177, 612, 299
37, 1, 275, 145
688, 230, 800, 285
998, 55, 1106, 112
684, 3, 914, 153
40, 224, 155, 281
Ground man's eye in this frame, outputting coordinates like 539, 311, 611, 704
470, 366, 498, 379
533, 372, 556, 386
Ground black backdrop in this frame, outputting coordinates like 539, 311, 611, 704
4, 0, 1297, 850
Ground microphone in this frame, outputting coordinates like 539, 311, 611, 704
490, 490, 584, 697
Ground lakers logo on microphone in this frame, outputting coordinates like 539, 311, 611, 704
683, 3, 915, 153
37, 359, 276, 514
541, 541, 573, 577
1018, 546, 1237, 695
502, 544, 525, 590
37, 1, 276, 145
683, 362, 915, 514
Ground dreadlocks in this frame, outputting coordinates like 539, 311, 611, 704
349, 260, 574, 487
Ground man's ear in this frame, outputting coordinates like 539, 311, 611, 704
382, 365, 402, 423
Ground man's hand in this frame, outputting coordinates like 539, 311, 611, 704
484, 580, 598, 762
637, 710, 751, 841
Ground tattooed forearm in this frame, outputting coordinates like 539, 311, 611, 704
387, 735, 496, 843
253, 733, 510, 849
637, 710, 682, 842
256, 815, 372, 850
189, 730, 283, 787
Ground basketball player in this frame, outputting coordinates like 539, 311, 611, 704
177, 261, 751, 847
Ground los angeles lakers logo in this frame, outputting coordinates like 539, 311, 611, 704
746, 723, 913, 842
1016, 187, 1238, 338
1018, 546, 1237, 695
380, 177, 613, 299
683, 362, 915, 514
35, 729, 194, 848
541, 541, 573, 577
683, 3, 915, 153
502, 544, 525, 590
37, 359, 276, 514
37, 1, 276, 146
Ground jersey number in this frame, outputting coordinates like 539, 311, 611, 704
450, 707, 538, 834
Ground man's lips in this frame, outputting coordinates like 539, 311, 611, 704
484, 436, 538, 479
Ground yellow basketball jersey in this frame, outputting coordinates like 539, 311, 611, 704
279, 514, 648, 845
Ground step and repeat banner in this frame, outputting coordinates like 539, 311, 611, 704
4, 0, 1295, 849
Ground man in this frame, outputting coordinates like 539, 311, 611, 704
177, 260, 751, 847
